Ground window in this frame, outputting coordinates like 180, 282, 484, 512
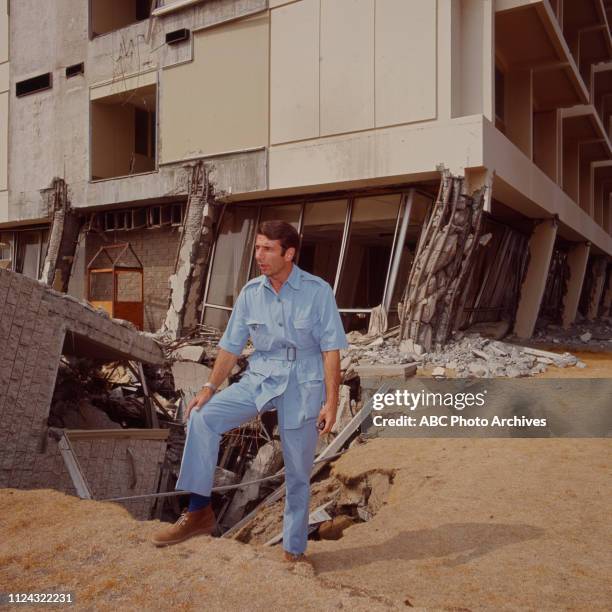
16, 73, 52, 97
90, 0, 152, 38
0, 232, 13, 267
91, 84, 157, 180
66, 63, 85, 79
14, 230, 49, 279
203, 206, 259, 328
93, 203, 185, 231
201, 190, 433, 333
134, 108, 155, 158
299, 200, 347, 287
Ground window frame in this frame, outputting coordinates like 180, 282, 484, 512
200, 188, 429, 330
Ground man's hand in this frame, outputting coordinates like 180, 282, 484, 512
185, 386, 215, 421
317, 401, 338, 436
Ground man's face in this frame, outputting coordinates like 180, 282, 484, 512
254, 234, 294, 277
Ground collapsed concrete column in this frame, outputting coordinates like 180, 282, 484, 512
162, 162, 217, 338
400, 170, 488, 350
39, 178, 83, 293
561, 242, 590, 329
585, 256, 608, 320
513, 218, 558, 339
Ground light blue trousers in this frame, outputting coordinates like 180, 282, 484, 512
176, 377, 319, 554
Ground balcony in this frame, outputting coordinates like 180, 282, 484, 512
496, 0, 589, 111
561, 104, 612, 212
562, 0, 612, 89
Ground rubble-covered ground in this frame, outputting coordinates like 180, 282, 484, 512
342, 317, 612, 380
2, 437, 610, 610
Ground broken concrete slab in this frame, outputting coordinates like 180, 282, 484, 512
354, 364, 418, 379
171, 345, 205, 362
222, 440, 283, 528
171, 361, 211, 397
0, 268, 164, 492
399, 339, 424, 356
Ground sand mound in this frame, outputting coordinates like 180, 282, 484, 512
2, 438, 611, 610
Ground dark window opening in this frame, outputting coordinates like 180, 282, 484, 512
166, 28, 190, 45
132, 208, 148, 229
135, 108, 156, 158
149, 207, 161, 227
66, 63, 85, 78
90, 0, 153, 38
91, 84, 157, 180
16, 73, 52, 97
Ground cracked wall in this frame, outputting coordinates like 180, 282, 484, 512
0, 267, 164, 490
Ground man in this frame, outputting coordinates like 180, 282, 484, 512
153, 220, 348, 561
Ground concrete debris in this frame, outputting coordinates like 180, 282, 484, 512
170, 345, 205, 362
344, 330, 586, 378
533, 317, 612, 351
399, 338, 424, 356
99, 363, 137, 385
465, 320, 511, 340
222, 440, 284, 529
171, 361, 212, 404
367, 304, 388, 337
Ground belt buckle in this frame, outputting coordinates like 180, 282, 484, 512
286, 346, 297, 362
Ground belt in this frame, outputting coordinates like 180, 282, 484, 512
258, 345, 321, 362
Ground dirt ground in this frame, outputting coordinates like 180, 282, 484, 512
534, 350, 612, 378
2, 438, 611, 611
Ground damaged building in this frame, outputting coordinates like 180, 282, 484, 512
0, 0, 610, 339
0, 0, 611, 525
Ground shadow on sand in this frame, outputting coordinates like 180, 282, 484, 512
309, 522, 544, 571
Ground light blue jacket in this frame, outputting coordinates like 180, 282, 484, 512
218, 264, 348, 429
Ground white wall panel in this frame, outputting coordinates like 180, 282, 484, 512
320, 0, 375, 135
376, 0, 437, 127
161, 13, 269, 162
270, 0, 320, 144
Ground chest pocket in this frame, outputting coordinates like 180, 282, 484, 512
293, 315, 318, 347
246, 319, 273, 351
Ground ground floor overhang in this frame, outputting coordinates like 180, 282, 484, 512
484, 118, 612, 255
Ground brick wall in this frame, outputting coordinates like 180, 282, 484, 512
0, 268, 164, 491
86, 226, 181, 332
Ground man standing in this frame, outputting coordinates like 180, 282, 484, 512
153, 220, 348, 561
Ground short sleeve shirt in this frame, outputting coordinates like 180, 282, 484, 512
218, 264, 348, 428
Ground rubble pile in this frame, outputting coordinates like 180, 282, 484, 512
422, 334, 583, 378
49, 358, 179, 429
532, 316, 612, 350
341, 327, 586, 379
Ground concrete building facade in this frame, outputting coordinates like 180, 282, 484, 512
0, 0, 610, 336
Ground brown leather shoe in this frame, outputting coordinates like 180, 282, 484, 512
152, 506, 216, 547
283, 550, 308, 563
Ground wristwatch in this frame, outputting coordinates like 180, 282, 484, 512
203, 382, 217, 392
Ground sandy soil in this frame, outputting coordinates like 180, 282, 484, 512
534, 351, 612, 378
2, 438, 611, 611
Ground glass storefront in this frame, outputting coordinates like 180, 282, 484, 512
202, 189, 432, 332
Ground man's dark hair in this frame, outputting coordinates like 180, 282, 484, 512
258, 220, 300, 258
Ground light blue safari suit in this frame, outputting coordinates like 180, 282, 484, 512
176, 264, 348, 554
